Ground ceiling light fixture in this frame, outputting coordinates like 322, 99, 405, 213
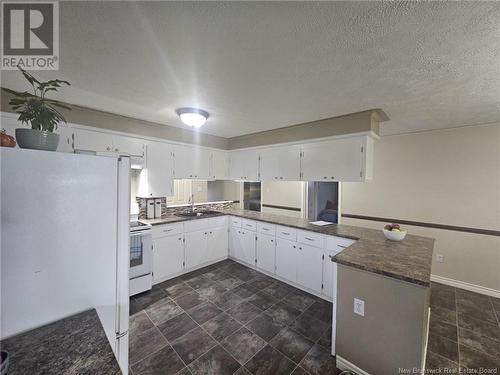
176, 107, 209, 128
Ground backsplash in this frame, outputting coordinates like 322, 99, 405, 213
136, 198, 235, 219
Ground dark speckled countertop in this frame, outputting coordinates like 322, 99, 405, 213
142, 208, 435, 287
0, 309, 121, 375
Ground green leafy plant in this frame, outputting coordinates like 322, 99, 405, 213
1, 67, 71, 132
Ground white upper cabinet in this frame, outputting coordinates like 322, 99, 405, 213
73, 128, 114, 152
173, 144, 210, 179
301, 136, 368, 182
140, 140, 174, 197
259, 145, 301, 181
210, 150, 228, 180
228, 149, 260, 180
112, 134, 145, 156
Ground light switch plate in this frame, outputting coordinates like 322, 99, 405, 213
354, 298, 364, 316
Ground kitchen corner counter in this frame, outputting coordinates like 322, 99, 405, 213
220, 208, 435, 287
0, 309, 121, 375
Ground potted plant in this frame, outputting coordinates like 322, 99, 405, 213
1, 67, 70, 151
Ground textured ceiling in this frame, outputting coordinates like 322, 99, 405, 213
2, 1, 500, 137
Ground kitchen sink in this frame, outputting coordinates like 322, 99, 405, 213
175, 210, 221, 217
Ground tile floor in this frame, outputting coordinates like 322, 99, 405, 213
129, 259, 500, 374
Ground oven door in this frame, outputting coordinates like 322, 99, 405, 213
129, 231, 152, 279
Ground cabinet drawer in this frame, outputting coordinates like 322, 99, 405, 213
297, 230, 325, 248
209, 216, 227, 228
152, 223, 183, 239
242, 219, 257, 231
326, 235, 355, 250
276, 225, 297, 241
257, 222, 276, 235
184, 218, 211, 233
230, 216, 242, 228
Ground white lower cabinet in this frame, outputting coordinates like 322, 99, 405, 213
240, 230, 257, 265
296, 243, 323, 294
322, 248, 337, 299
153, 234, 184, 282
208, 226, 228, 262
184, 229, 208, 269
275, 238, 298, 283
256, 233, 275, 274
229, 228, 244, 261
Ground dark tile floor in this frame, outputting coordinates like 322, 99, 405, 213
129, 259, 338, 375
426, 282, 500, 373
129, 260, 500, 374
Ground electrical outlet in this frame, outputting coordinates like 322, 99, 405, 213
436, 254, 444, 263
354, 298, 364, 316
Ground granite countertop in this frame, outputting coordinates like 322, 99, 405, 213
141, 208, 435, 287
0, 309, 121, 374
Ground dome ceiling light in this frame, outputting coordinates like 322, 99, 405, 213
176, 107, 209, 128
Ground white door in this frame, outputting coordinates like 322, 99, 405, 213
296, 244, 323, 293
228, 150, 260, 180
275, 238, 297, 282
153, 235, 184, 282
184, 229, 208, 269
208, 226, 228, 262
322, 249, 337, 299
73, 128, 114, 152
240, 230, 256, 265
256, 233, 276, 274
259, 145, 301, 181
112, 134, 144, 156
301, 137, 364, 182
210, 150, 228, 180
143, 141, 174, 197
174, 145, 210, 179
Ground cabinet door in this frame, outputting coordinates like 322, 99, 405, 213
275, 238, 297, 282
210, 150, 228, 180
259, 145, 301, 181
240, 230, 256, 265
113, 134, 144, 156
228, 150, 260, 180
56, 123, 74, 153
229, 227, 244, 261
296, 244, 323, 293
153, 235, 184, 282
143, 141, 174, 197
256, 233, 275, 274
301, 137, 364, 182
73, 128, 113, 152
184, 229, 208, 269
174, 145, 210, 179
322, 248, 337, 300
208, 226, 228, 262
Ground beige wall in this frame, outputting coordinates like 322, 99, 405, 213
342, 123, 500, 291
261, 181, 304, 218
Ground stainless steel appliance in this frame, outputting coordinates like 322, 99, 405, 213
129, 221, 153, 296
243, 182, 261, 211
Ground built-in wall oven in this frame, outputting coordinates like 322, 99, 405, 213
129, 221, 153, 296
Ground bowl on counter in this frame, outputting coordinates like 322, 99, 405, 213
383, 229, 407, 241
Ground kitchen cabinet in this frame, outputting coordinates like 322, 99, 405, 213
259, 145, 301, 181
296, 243, 323, 294
153, 234, 184, 282
73, 128, 114, 153
207, 226, 228, 262
210, 150, 229, 180
301, 137, 366, 182
141, 141, 174, 197
113, 134, 144, 156
256, 233, 275, 274
184, 229, 208, 269
240, 229, 257, 266
174, 144, 210, 179
229, 227, 244, 260
322, 248, 337, 299
228, 149, 260, 180
275, 238, 297, 282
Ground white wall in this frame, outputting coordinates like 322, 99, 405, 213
342, 123, 500, 291
261, 181, 304, 218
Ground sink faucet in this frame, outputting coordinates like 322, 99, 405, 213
189, 194, 195, 213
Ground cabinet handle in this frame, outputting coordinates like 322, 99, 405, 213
280, 177, 283, 180
210, 231, 212, 234
271, 239, 274, 243
299, 247, 302, 250
331, 176, 335, 180
106, 147, 111, 151
323, 176, 327, 179
163, 228, 174, 232
115, 148, 119, 152
281, 232, 290, 236
178, 237, 182, 240
338, 245, 347, 248
263, 228, 269, 231
293, 245, 296, 248
304, 237, 314, 241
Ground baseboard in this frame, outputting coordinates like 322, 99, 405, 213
431, 274, 500, 299
336, 355, 371, 375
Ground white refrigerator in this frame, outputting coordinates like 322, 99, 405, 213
0, 148, 130, 374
